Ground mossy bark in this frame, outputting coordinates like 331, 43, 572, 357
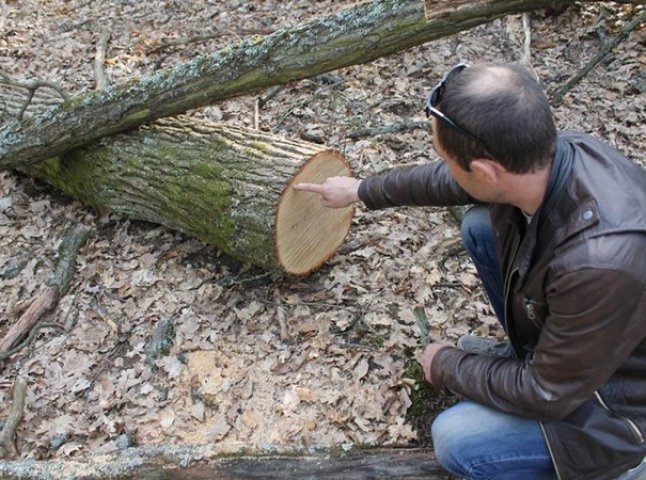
0, 445, 446, 480
24, 117, 348, 274
0, 0, 617, 170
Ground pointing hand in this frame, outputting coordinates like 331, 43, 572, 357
293, 176, 361, 208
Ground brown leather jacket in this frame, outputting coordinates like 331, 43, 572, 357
358, 132, 646, 479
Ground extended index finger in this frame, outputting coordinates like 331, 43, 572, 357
293, 182, 325, 194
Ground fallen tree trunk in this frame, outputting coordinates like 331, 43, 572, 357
0, 445, 446, 480
25, 118, 354, 275
0, 0, 630, 170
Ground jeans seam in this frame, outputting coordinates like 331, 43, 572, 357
466, 453, 554, 479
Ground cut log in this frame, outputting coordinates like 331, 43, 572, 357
25, 117, 354, 275
0, 446, 447, 480
0, 0, 631, 170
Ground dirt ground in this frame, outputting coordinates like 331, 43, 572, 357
0, 0, 644, 466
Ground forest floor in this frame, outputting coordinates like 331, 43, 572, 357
0, 0, 645, 473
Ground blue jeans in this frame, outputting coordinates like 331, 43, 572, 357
432, 402, 556, 480
459, 205, 506, 328
430, 206, 556, 479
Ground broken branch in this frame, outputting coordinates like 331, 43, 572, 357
0, 225, 90, 357
0, 376, 27, 459
0, 69, 70, 121
346, 120, 432, 139
94, 29, 112, 91
551, 8, 646, 106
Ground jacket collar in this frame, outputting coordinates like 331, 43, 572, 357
517, 138, 577, 278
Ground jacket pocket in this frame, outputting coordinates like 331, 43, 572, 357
595, 391, 645, 445
523, 297, 548, 328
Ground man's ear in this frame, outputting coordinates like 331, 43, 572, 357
470, 158, 505, 185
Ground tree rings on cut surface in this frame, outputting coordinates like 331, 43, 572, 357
277, 150, 354, 275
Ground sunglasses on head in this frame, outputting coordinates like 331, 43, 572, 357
424, 63, 490, 151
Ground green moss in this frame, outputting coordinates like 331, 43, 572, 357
124, 108, 151, 123
27, 130, 282, 272
29, 149, 111, 210
403, 360, 457, 447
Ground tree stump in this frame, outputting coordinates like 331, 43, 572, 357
26, 117, 354, 275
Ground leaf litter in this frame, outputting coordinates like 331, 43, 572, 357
0, 0, 644, 462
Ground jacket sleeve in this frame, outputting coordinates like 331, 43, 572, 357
357, 161, 472, 209
431, 267, 646, 420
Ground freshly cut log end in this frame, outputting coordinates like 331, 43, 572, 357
277, 150, 354, 276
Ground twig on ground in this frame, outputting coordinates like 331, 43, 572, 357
551, 8, 646, 106
255, 85, 286, 128
0, 321, 65, 362
0, 376, 27, 459
272, 79, 345, 131
258, 86, 285, 109
521, 13, 532, 64
254, 101, 260, 129
346, 120, 432, 139
0, 224, 90, 357
94, 29, 112, 91
62, 290, 82, 331
446, 206, 464, 227
413, 305, 430, 347
274, 289, 290, 342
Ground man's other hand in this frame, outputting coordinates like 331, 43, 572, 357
420, 342, 451, 384
293, 176, 362, 208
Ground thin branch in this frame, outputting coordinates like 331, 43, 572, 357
258, 85, 285, 109
346, 120, 432, 139
551, 8, 646, 106
0, 322, 65, 362
521, 12, 531, 64
94, 29, 112, 91
413, 305, 430, 347
274, 289, 290, 342
0, 70, 70, 121
272, 80, 345, 131
0, 224, 90, 356
0, 376, 27, 459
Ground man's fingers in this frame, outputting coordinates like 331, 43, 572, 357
293, 182, 325, 194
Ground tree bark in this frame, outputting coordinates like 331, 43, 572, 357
24, 118, 354, 275
0, 446, 446, 480
0, 0, 627, 170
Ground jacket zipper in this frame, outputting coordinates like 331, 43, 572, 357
595, 391, 645, 444
502, 232, 522, 330
539, 421, 564, 480
507, 229, 568, 478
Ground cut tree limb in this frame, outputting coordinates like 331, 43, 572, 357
24, 118, 354, 275
0, 225, 90, 356
0, 0, 630, 170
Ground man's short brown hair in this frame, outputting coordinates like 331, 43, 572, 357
436, 63, 557, 174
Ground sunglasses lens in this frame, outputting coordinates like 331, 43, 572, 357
430, 85, 442, 107
431, 63, 469, 107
